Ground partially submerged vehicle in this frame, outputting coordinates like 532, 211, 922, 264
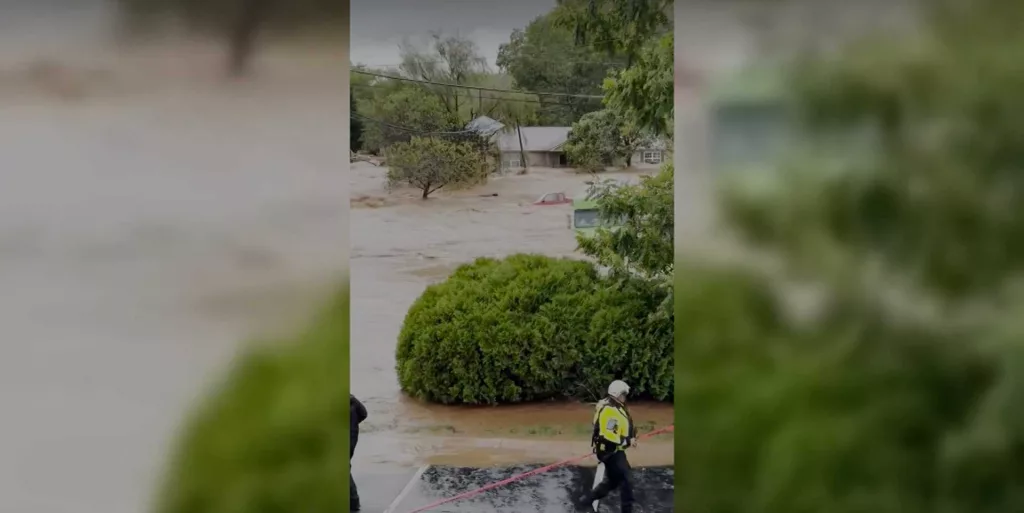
534, 192, 572, 206
569, 180, 632, 237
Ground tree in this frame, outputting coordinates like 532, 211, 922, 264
563, 109, 653, 171
397, 33, 490, 122
496, 14, 618, 125
550, 0, 672, 65
386, 137, 488, 199
578, 164, 674, 279
357, 87, 455, 153
603, 33, 674, 138
457, 73, 542, 127
114, 0, 347, 76
396, 254, 673, 404
349, 94, 363, 154
564, 110, 621, 172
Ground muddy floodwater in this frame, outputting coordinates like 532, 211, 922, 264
350, 162, 675, 472
0, 43, 346, 513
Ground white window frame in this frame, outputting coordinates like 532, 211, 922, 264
506, 158, 522, 168
642, 150, 662, 164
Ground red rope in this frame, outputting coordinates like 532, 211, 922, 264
403, 424, 675, 513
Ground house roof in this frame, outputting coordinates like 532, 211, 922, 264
496, 126, 572, 152
465, 115, 506, 136
640, 139, 671, 151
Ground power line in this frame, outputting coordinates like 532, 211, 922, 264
350, 83, 601, 107
354, 57, 626, 69
351, 69, 604, 99
351, 112, 477, 136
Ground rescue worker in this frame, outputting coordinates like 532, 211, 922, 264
350, 394, 368, 511
575, 380, 637, 513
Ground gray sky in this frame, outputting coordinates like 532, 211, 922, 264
350, 0, 556, 69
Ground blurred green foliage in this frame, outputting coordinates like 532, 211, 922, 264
154, 287, 350, 513
677, 1, 1024, 512
396, 254, 673, 405
723, 0, 1024, 302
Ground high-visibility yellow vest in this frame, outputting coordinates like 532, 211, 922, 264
592, 400, 632, 452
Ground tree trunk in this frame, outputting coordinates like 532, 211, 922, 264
227, 0, 268, 78
421, 184, 431, 199
626, 152, 633, 168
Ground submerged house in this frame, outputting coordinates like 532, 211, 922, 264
465, 116, 670, 170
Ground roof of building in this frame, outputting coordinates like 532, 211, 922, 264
640, 139, 671, 151
465, 115, 506, 136
496, 126, 572, 152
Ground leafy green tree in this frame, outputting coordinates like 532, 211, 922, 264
385, 137, 488, 199
496, 14, 618, 125
396, 254, 673, 404
603, 33, 674, 138
579, 164, 674, 280
564, 110, 621, 171
349, 94, 362, 153
551, 0, 672, 65
357, 87, 455, 153
464, 74, 542, 127
564, 109, 654, 171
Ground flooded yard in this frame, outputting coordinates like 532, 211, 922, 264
349, 162, 675, 472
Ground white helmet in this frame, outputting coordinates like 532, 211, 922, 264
608, 380, 630, 398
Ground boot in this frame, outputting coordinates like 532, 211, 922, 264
573, 494, 597, 513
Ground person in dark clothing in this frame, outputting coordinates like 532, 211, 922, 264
350, 394, 368, 512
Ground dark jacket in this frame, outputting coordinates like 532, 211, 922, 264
350, 394, 368, 456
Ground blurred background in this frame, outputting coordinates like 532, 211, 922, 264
673, 0, 1024, 512
0, 1, 347, 512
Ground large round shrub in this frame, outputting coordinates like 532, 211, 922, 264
395, 254, 673, 405
154, 286, 350, 513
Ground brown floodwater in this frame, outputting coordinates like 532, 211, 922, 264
349, 162, 675, 469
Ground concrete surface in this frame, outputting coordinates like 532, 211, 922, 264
355, 465, 674, 513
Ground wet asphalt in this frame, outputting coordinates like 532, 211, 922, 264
356, 465, 674, 513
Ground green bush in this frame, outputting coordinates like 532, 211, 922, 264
395, 254, 673, 405
153, 286, 350, 513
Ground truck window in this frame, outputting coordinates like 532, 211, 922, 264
573, 209, 601, 228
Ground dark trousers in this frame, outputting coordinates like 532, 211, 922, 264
350, 436, 360, 508
585, 450, 634, 513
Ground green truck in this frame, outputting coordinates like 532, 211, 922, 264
570, 196, 604, 237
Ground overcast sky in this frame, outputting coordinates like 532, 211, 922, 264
350, 0, 556, 69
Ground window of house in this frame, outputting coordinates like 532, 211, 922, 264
504, 159, 522, 168
642, 151, 662, 164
